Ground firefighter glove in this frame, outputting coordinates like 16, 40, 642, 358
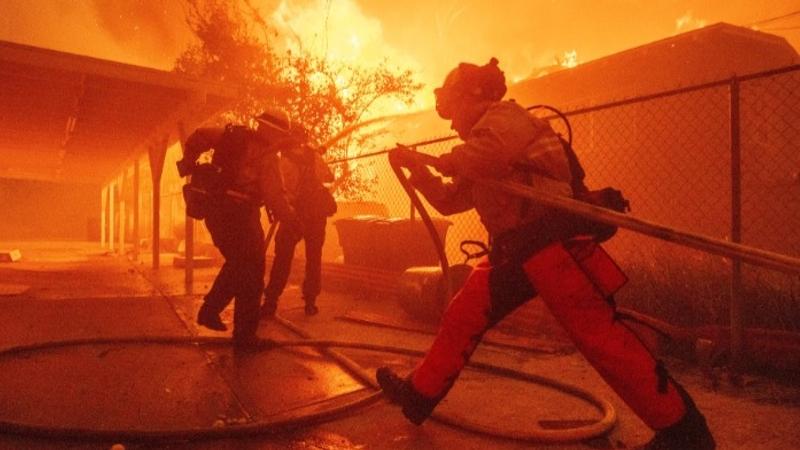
389, 145, 423, 170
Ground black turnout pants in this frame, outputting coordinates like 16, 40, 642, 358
203, 200, 265, 343
264, 215, 327, 306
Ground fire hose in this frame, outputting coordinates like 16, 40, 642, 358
323, 103, 797, 273
0, 322, 615, 443
384, 143, 800, 275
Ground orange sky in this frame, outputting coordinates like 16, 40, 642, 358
1, 0, 798, 106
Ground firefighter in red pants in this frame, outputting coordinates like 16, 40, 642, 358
376, 58, 715, 450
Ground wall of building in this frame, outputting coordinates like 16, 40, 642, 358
0, 178, 100, 241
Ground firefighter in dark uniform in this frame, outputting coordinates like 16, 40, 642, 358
178, 109, 299, 347
262, 134, 336, 317
376, 58, 715, 450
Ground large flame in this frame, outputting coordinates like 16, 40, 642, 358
675, 11, 708, 33
1, 1, 798, 103
268, 0, 427, 114
560, 50, 579, 69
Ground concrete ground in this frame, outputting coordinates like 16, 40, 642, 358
0, 241, 799, 450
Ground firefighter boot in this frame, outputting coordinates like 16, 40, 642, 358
232, 333, 261, 356
640, 383, 715, 450
197, 303, 227, 331
376, 367, 437, 425
261, 296, 278, 318
304, 297, 319, 316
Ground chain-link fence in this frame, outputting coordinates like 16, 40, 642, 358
361, 65, 800, 332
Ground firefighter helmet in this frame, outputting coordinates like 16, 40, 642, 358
434, 57, 507, 119
255, 107, 292, 134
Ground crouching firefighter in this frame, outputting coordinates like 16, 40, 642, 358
177, 109, 300, 348
376, 58, 715, 450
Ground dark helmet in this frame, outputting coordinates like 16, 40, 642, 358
434, 57, 507, 119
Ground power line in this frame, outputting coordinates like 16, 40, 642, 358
747, 9, 800, 26
762, 25, 800, 32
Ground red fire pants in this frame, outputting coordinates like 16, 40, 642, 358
411, 239, 686, 430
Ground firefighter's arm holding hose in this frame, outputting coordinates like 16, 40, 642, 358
389, 103, 523, 209
389, 145, 473, 215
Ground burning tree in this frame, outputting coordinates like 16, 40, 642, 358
174, 0, 421, 198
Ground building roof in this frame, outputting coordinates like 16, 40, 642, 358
0, 39, 238, 184
507, 23, 799, 109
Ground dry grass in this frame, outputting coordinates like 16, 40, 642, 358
613, 245, 800, 332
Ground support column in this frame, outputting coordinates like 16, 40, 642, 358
148, 136, 168, 270
101, 187, 107, 247
118, 174, 126, 254
133, 158, 140, 260
109, 181, 115, 252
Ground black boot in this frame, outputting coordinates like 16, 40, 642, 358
261, 297, 278, 318
304, 298, 319, 316
641, 383, 715, 450
376, 367, 438, 425
197, 303, 227, 331
232, 333, 261, 356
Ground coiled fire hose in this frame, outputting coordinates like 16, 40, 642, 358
0, 327, 616, 443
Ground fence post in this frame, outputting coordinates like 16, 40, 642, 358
729, 76, 744, 376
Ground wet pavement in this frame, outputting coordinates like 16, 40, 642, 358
0, 241, 799, 450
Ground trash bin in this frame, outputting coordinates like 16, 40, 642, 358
334, 216, 452, 272
397, 263, 473, 322
333, 215, 383, 267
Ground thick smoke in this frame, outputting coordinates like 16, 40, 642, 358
0, 0, 190, 69
90, 0, 192, 68
0, 0, 797, 84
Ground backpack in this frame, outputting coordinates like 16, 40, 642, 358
283, 147, 337, 218
523, 105, 630, 242
211, 124, 250, 190
182, 124, 251, 220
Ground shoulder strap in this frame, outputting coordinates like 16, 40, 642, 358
512, 133, 587, 197
212, 125, 248, 162
558, 136, 589, 195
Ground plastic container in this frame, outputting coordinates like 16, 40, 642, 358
334, 216, 452, 272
